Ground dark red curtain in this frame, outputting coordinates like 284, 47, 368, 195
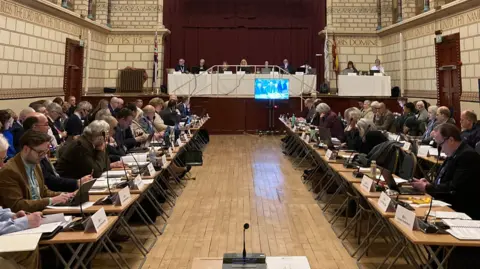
163, 0, 326, 86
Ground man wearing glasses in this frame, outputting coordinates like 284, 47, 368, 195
0, 130, 74, 213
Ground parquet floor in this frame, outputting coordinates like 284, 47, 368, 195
139, 135, 358, 269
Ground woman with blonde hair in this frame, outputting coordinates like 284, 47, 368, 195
238, 59, 251, 73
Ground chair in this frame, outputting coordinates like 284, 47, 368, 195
397, 150, 416, 180
476, 141, 480, 155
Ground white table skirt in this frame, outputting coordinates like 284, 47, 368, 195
338, 75, 391, 97
168, 73, 316, 96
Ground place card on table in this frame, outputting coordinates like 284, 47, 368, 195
325, 149, 337, 160
301, 132, 306, 140
115, 186, 131, 206
168, 147, 173, 156
378, 192, 395, 213
417, 145, 430, 157
147, 163, 156, 176
85, 208, 108, 233
188, 129, 192, 136
177, 138, 183, 147
182, 133, 188, 140
303, 135, 310, 143
394, 205, 416, 230
402, 141, 411, 151
161, 154, 167, 167
134, 175, 144, 190
360, 175, 375, 192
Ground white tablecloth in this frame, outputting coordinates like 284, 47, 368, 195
168, 73, 316, 96
338, 75, 391, 96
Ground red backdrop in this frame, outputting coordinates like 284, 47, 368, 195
163, 0, 326, 85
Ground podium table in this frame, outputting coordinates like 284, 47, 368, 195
338, 75, 391, 96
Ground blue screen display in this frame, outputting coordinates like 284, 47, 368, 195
254, 78, 289, 100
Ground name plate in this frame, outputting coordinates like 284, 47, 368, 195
85, 208, 108, 233
402, 141, 411, 151
168, 147, 173, 156
161, 154, 167, 167
303, 135, 310, 143
395, 205, 416, 230
361, 175, 375, 192
116, 186, 131, 206
188, 129, 192, 136
325, 149, 337, 160
417, 146, 430, 157
378, 192, 395, 213
177, 138, 183, 147
182, 133, 188, 140
147, 163, 156, 176
134, 175, 144, 190
301, 132, 306, 140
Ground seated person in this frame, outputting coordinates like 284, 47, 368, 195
422, 106, 453, 145
0, 130, 73, 213
46, 102, 66, 145
174, 58, 189, 73
114, 108, 145, 151
341, 61, 358, 75
315, 102, 345, 142
0, 110, 16, 159
139, 105, 157, 135
148, 98, 168, 132
237, 59, 251, 73
64, 101, 92, 141
125, 103, 150, 143
343, 108, 363, 150
412, 123, 480, 219
395, 102, 416, 131
56, 120, 111, 178
22, 114, 91, 192
160, 99, 181, 127
197, 59, 208, 72
219, 61, 230, 73
403, 117, 422, 137
420, 105, 437, 138
304, 99, 316, 123
0, 207, 42, 269
415, 101, 429, 122
177, 96, 191, 119
374, 102, 395, 132
460, 110, 480, 148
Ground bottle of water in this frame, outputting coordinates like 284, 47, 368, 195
291, 114, 296, 128
370, 160, 377, 180
149, 148, 157, 167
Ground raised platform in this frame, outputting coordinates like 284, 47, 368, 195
80, 94, 401, 134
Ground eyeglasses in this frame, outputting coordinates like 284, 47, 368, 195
29, 146, 49, 157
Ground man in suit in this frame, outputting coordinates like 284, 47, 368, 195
46, 102, 66, 145
108, 97, 121, 117
23, 114, 92, 192
0, 130, 73, 213
11, 108, 35, 153
65, 101, 92, 140
374, 102, 395, 132
66, 96, 76, 117
198, 59, 208, 72
304, 98, 315, 123
460, 110, 480, 148
56, 120, 111, 179
177, 96, 190, 119
160, 99, 181, 126
174, 58, 189, 73
280, 59, 294, 74
114, 108, 143, 151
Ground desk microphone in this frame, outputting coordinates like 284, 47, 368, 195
95, 132, 116, 205
242, 223, 249, 259
417, 190, 455, 234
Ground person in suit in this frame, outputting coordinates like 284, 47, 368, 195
316, 103, 345, 142
459, 110, 480, 148
415, 101, 429, 122
66, 96, 76, 117
56, 120, 111, 179
0, 207, 42, 269
0, 110, 16, 159
177, 96, 191, 119
22, 114, 92, 192
11, 108, 35, 154
237, 59, 251, 73
148, 98, 168, 132
395, 102, 416, 132
46, 102, 66, 145
219, 61, 230, 73
280, 59, 294, 74
0, 130, 73, 213
87, 99, 108, 125
304, 99, 316, 123
65, 101, 92, 140
139, 105, 157, 135
374, 102, 395, 132
125, 103, 149, 143
198, 59, 208, 72
108, 97, 121, 117
114, 108, 144, 151
160, 99, 181, 126
421, 105, 438, 142
422, 106, 454, 145
174, 58, 189, 73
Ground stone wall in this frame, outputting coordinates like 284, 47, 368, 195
110, 0, 163, 29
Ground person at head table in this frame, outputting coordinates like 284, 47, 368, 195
219, 61, 230, 73
370, 59, 385, 74
341, 61, 358, 75
237, 59, 251, 73
198, 59, 208, 72
174, 58, 189, 73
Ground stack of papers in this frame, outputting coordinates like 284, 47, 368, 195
430, 211, 471, 220
100, 170, 127, 178
443, 219, 480, 240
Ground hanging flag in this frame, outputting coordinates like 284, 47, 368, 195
324, 31, 329, 82
332, 34, 339, 76
152, 31, 158, 90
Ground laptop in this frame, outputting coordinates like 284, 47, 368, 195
191, 66, 200, 74
261, 68, 271, 74
381, 168, 424, 195
369, 70, 380, 76
56, 179, 97, 206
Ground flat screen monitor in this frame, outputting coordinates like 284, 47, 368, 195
254, 78, 289, 100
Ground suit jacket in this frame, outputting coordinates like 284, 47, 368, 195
280, 64, 294, 74
174, 65, 189, 73
306, 107, 316, 123
56, 136, 110, 179
177, 103, 190, 118
362, 108, 374, 120
375, 110, 395, 132
0, 154, 60, 212
114, 126, 138, 151
159, 108, 181, 126
11, 123, 23, 153
67, 106, 76, 117
64, 113, 83, 138
139, 116, 155, 135
40, 157, 78, 192
426, 142, 480, 220
48, 117, 63, 145
318, 111, 345, 142
460, 123, 480, 148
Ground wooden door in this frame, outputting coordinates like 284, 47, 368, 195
435, 33, 461, 125
63, 38, 84, 101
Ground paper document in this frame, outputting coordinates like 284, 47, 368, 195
447, 228, 480, 240
46, 202, 94, 210
266, 256, 311, 269
125, 161, 149, 167
101, 170, 127, 178
0, 234, 41, 253
143, 179, 154, 184
443, 219, 480, 228
430, 212, 471, 220
6, 222, 60, 235
92, 179, 122, 189
41, 213, 66, 225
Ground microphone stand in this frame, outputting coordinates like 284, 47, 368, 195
97, 132, 116, 205
242, 223, 249, 260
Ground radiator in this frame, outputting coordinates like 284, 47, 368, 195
117, 69, 146, 92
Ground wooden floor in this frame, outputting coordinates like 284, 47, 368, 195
140, 135, 357, 269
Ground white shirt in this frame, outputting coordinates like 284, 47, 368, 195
371, 65, 385, 74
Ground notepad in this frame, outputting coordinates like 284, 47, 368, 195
431, 212, 471, 220
0, 234, 41, 253
447, 228, 480, 240
6, 222, 60, 235
443, 219, 480, 228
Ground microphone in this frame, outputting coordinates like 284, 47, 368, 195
242, 223, 249, 259
416, 190, 455, 234
95, 131, 116, 205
